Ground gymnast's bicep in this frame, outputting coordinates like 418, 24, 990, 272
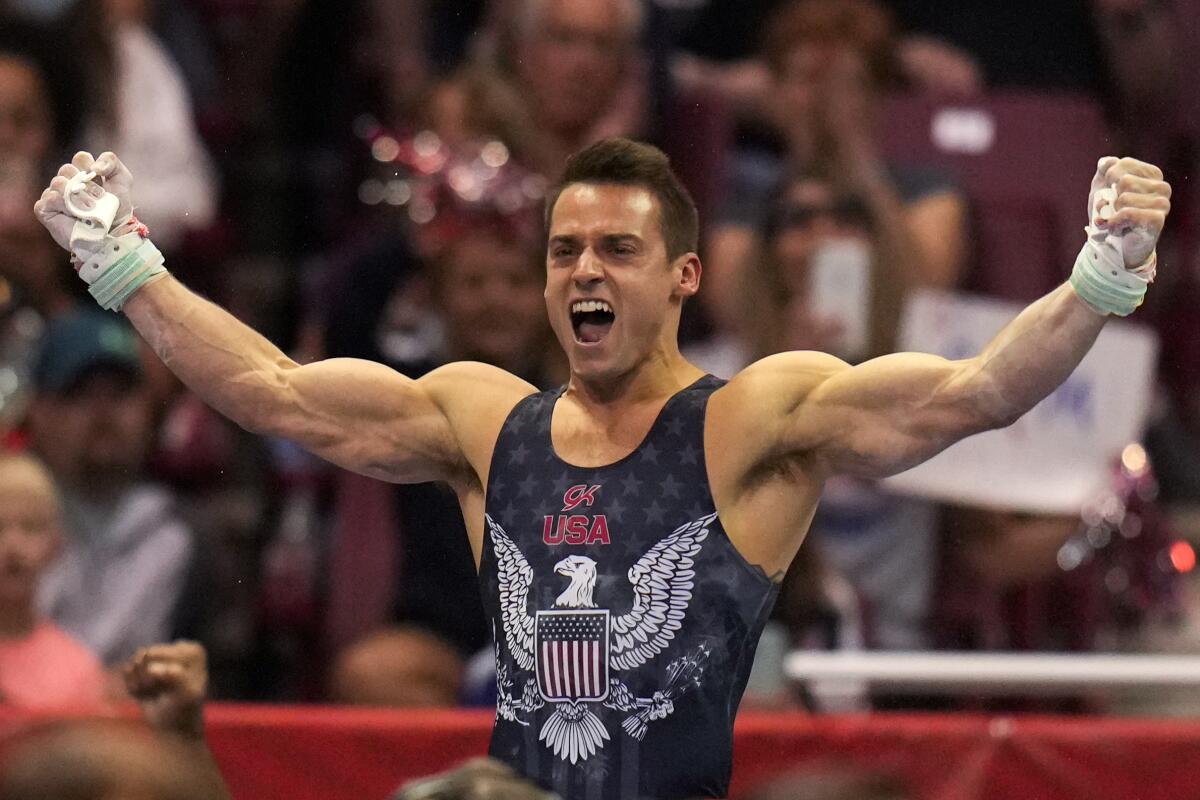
729, 350, 991, 480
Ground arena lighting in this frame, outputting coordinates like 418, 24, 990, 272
784, 652, 1200, 695
1170, 541, 1196, 573
1121, 442, 1149, 476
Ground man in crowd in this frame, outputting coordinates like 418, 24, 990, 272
28, 309, 193, 665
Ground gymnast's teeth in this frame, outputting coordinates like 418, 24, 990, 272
571, 300, 614, 314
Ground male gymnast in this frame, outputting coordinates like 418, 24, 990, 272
35, 139, 1169, 798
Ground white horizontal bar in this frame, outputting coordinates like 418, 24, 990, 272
783, 651, 1200, 694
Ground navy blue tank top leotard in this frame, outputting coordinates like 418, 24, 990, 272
479, 375, 779, 799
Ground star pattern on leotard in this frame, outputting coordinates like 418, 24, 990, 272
607, 497, 627, 523
660, 474, 682, 499
643, 500, 666, 525
479, 377, 777, 799
553, 472, 574, 494
485, 385, 726, 545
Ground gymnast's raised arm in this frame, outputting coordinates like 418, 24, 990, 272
35, 152, 534, 485
723, 156, 1170, 481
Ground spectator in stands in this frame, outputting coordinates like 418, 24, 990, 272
439, 0, 646, 178
703, 0, 967, 339
54, 0, 218, 251
884, 0, 1179, 167
0, 28, 84, 430
27, 309, 193, 666
0, 25, 82, 322
122, 639, 228, 795
390, 757, 557, 800
0, 21, 175, 426
429, 228, 559, 383
0, 18, 77, 165
691, 172, 939, 666
0, 452, 105, 710
690, 170, 896, 373
329, 626, 464, 707
0, 722, 225, 800
887, 0, 1175, 99
155, 379, 279, 702
322, 201, 556, 671
665, 0, 983, 122
0, 639, 229, 800
935, 456, 1182, 669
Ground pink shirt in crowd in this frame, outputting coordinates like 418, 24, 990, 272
0, 621, 106, 710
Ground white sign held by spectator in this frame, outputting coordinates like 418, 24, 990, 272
883, 290, 1159, 513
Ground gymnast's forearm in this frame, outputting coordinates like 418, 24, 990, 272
965, 282, 1106, 427
122, 275, 300, 434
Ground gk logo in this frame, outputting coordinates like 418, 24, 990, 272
562, 484, 600, 512
545, 484, 609, 546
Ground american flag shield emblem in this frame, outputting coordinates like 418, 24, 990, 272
535, 610, 610, 702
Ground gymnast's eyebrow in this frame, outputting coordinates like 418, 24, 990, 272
600, 233, 642, 247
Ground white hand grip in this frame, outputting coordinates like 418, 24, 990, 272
1094, 185, 1155, 270
64, 170, 120, 251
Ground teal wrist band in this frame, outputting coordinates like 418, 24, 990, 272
88, 239, 166, 311
1069, 243, 1147, 317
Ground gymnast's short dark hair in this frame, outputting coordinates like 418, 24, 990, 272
546, 138, 699, 259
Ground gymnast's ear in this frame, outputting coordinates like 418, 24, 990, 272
674, 253, 701, 298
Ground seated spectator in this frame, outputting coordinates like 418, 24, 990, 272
429, 228, 558, 382
704, 0, 967, 338
27, 310, 193, 666
437, 0, 646, 179
53, 0, 219, 251
0, 721, 224, 800
664, 0, 982, 122
323, 206, 557, 661
329, 626, 464, 708
936, 457, 1182, 659
4, 1, 219, 251
1, 640, 228, 800
122, 639, 227, 791
0, 20, 83, 324
690, 170, 893, 373
690, 172, 939, 665
0, 452, 104, 710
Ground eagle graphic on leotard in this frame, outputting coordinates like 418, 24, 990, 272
488, 513, 714, 764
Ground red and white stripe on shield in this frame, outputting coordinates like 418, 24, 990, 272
535, 609, 610, 703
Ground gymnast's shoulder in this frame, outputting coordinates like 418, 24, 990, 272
419, 360, 537, 437
717, 350, 852, 413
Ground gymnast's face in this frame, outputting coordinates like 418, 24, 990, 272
545, 183, 698, 382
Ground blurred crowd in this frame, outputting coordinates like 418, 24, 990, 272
1, 0, 1200, 722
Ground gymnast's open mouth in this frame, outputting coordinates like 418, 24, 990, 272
570, 299, 615, 344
